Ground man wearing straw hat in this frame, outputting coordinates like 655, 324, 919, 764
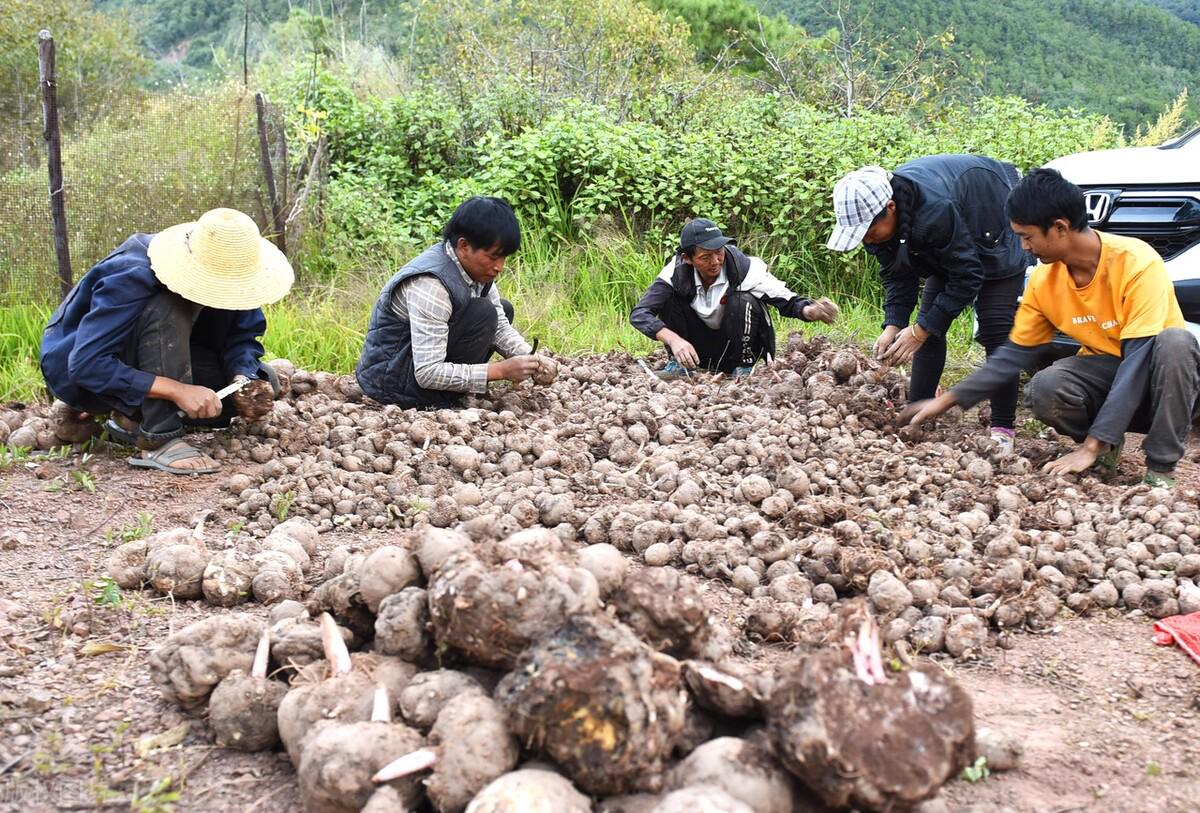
39, 208, 294, 474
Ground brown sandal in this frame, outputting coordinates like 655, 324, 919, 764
127, 438, 219, 475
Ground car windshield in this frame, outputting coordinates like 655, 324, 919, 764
1160, 126, 1199, 150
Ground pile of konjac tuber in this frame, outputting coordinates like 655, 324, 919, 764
149, 523, 977, 812
16, 334, 1198, 809
188, 338, 1200, 657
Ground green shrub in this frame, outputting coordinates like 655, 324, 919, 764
294, 77, 1114, 284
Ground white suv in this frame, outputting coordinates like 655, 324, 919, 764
1047, 126, 1200, 340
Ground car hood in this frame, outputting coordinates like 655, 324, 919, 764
1047, 145, 1198, 186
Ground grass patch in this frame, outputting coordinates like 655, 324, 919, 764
262, 279, 380, 374
3, 231, 981, 403
1, 302, 50, 403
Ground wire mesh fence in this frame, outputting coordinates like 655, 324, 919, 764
0, 78, 291, 305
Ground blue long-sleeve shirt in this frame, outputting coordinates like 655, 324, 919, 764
39, 233, 267, 416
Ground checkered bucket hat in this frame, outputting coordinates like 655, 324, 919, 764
827, 166, 894, 252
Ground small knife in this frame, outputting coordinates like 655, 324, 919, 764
215, 378, 251, 400
176, 377, 252, 418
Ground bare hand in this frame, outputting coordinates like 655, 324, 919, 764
803, 298, 840, 324
1043, 446, 1101, 476
879, 325, 927, 365
497, 355, 541, 384
231, 378, 274, 420
873, 325, 901, 359
667, 337, 699, 368
173, 383, 222, 419
897, 393, 957, 427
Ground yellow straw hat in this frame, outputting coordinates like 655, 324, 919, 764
147, 208, 294, 310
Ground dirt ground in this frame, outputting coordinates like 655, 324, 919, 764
1, 442, 1198, 813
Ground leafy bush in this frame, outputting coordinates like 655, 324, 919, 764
0, 0, 151, 172
298, 74, 1115, 271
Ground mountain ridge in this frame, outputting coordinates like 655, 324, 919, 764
757, 0, 1200, 128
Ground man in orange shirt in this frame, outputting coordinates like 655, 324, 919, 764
902, 168, 1200, 487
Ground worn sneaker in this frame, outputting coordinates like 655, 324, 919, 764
656, 360, 690, 380
1143, 470, 1177, 489
732, 365, 756, 379
1095, 440, 1124, 473
989, 427, 1015, 455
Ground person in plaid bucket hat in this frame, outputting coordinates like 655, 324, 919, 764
828, 155, 1030, 453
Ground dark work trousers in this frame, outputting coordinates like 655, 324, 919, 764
659, 291, 771, 374
910, 272, 1024, 429
446, 298, 515, 364
1025, 328, 1200, 472
74, 291, 274, 443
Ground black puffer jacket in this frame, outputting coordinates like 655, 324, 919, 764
864, 153, 1029, 337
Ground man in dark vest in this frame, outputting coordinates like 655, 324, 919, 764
356, 197, 553, 408
630, 219, 839, 378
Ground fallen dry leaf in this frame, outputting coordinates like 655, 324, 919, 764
79, 641, 134, 657
135, 721, 190, 758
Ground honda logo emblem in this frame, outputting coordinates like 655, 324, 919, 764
1084, 191, 1114, 223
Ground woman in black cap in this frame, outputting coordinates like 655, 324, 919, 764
631, 218, 838, 378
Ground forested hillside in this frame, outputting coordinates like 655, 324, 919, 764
1146, 0, 1200, 25
765, 0, 1200, 128
96, 0, 1198, 129
94, 0, 411, 78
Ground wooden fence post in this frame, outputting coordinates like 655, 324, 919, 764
38, 30, 73, 300
255, 92, 287, 255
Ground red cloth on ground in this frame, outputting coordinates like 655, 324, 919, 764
1153, 611, 1200, 667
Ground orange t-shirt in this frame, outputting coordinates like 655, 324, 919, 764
1010, 231, 1184, 356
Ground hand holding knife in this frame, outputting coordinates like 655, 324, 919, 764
175, 377, 251, 418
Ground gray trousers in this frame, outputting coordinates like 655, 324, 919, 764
1025, 328, 1200, 471
75, 291, 277, 442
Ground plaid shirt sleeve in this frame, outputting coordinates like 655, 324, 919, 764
391, 277, 489, 394
489, 285, 532, 357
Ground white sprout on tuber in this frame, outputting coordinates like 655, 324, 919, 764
850, 616, 888, 686
372, 748, 441, 783
319, 611, 353, 675
189, 510, 211, 549
251, 628, 270, 680
694, 664, 746, 693
372, 684, 391, 723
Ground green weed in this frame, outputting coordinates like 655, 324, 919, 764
71, 469, 97, 493
960, 756, 990, 782
274, 490, 298, 523
105, 512, 154, 545
91, 577, 123, 608
0, 445, 31, 470
129, 775, 180, 813
0, 303, 49, 402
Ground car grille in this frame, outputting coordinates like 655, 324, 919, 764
1080, 189, 1200, 261
1112, 227, 1200, 261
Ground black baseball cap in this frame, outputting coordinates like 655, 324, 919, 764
678, 218, 735, 252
